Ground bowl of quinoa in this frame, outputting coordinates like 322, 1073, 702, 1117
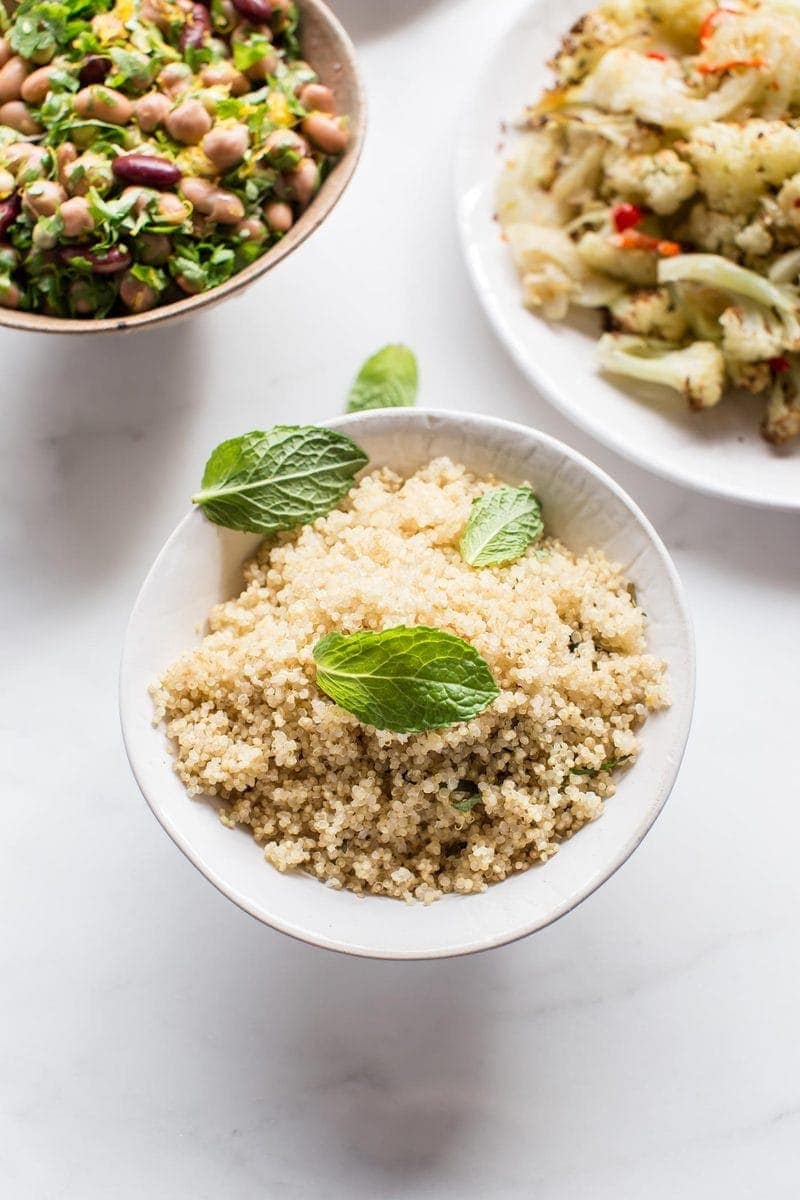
120, 409, 694, 958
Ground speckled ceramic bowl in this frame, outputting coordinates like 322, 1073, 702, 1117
0, 0, 365, 335
120, 409, 695, 958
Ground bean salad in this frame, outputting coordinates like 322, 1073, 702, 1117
0, 0, 348, 317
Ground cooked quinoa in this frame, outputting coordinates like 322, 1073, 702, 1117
152, 457, 669, 903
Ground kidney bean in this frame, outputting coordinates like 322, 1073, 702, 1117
0, 192, 20, 237
232, 0, 272, 22
79, 55, 111, 86
112, 153, 181, 188
180, 3, 212, 50
61, 244, 132, 274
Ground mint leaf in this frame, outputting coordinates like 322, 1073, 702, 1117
460, 486, 543, 568
346, 344, 418, 413
193, 425, 369, 534
451, 781, 482, 812
312, 626, 499, 733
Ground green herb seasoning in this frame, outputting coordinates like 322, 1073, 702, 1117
460, 485, 544, 568
346, 344, 419, 413
193, 425, 368, 535
312, 625, 500, 733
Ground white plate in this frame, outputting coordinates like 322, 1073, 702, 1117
455, 0, 800, 510
120, 409, 694, 959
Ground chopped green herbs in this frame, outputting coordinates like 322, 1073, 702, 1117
346, 344, 419, 413
312, 626, 500, 733
193, 425, 369, 535
451, 782, 482, 813
459, 486, 544, 568
570, 755, 632, 778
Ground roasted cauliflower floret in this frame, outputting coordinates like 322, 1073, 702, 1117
681, 202, 747, 256
548, 4, 645, 86
719, 301, 788, 363
604, 148, 697, 216
597, 333, 725, 409
608, 287, 689, 341
577, 229, 658, 286
506, 223, 622, 318
762, 360, 800, 443
683, 121, 800, 215
776, 172, 800, 233
727, 359, 772, 395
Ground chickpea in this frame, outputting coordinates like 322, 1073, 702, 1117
157, 62, 193, 98
121, 184, 156, 214
299, 83, 336, 114
135, 91, 171, 133
56, 142, 77, 186
0, 101, 43, 136
200, 61, 249, 96
235, 215, 267, 242
201, 122, 249, 170
285, 156, 318, 209
301, 112, 348, 156
22, 179, 66, 218
4, 142, 49, 182
0, 38, 11, 70
231, 24, 277, 81
139, 232, 171, 265
264, 199, 293, 234
0, 58, 29, 105
210, 189, 244, 223
156, 192, 191, 224
120, 271, 159, 313
0, 168, 13, 198
175, 271, 202, 295
21, 65, 59, 105
0, 277, 21, 309
166, 98, 212, 145
59, 195, 95, 238
64, 151, 114, 197
263, 128, 308, 166
180, 175, 243, 223
74, 85, 133, 126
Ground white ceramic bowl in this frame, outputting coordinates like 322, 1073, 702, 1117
455, 0, 800, 511
120, 409, 695, 959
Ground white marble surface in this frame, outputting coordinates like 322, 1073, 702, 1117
2, 0, 799, 1195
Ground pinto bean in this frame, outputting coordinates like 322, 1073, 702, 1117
64, 151, 114, 196
301, 112, 348, 155
264, 199, 293, 233
112, 153, 181, 188
0, 101, 42, 136
138, 232, 171, 264
165, 98, 212, 144
0, 58, 28, 104
284, 156, 318, 208
201, 122, 249, 170
120, 271, 159, 313
74, 85, 133, 125
299, 83, 336, 114
4, 143, 49, 181
235, 215, 267, 242
59, 195, 95, 238
21, 65, 59, 105
156, 192, 191, 224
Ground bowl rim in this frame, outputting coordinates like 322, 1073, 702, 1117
0, 0, 366, 336
453, 0, 800, 513
120, 408, 696, 959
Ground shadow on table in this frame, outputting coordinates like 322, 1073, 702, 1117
332, 0, 454, 42
3, 318, 203, 602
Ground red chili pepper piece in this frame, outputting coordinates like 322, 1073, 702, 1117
612, 203, 644, 233
646, 50, 668, 61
